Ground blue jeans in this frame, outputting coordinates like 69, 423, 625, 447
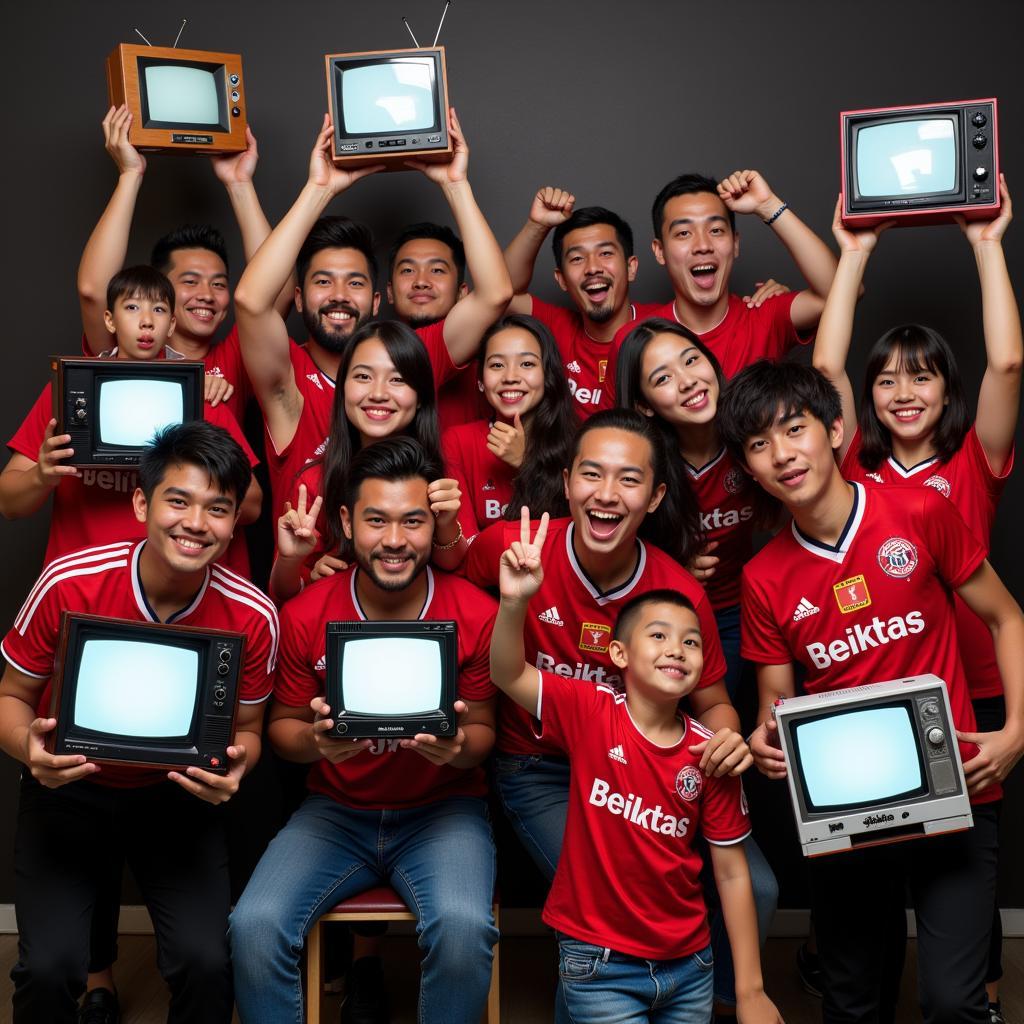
557, 934, 714, 1024
229, 795, 497, 1024
494, 753, 777, 1005
714, 603, 744, 702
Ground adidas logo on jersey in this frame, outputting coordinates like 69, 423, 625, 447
589, 778, 689, 838
566, 360, 582, 374
538, 606, 564, 626
314, 655, 326, 672
608, 744, 628, 764
806, 611, 925, 668
307, 373, 324, 391
793, 597, 820, 622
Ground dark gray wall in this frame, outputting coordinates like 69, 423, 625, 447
1, 0, 1021, 904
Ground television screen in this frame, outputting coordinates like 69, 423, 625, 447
341, 60, 436, 134
341, 637, 441, 715
856, 118, 957, 197
97, 378, 185, 447
143, 64, 221, 125
793, 706, 924, 810
74, 638, 198, 738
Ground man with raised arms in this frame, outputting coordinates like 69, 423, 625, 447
234, 107, 510, 519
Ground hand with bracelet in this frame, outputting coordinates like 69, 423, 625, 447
717, 169, 788, 225
428, 477, 465, 551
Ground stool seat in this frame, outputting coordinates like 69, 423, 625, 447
321, 886, 417, 918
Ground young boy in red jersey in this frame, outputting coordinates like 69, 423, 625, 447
490, 508, 781, 1024
0, 421, 278, 1023
718, 360, 1024, 1023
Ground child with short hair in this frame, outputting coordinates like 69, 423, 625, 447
490, 507, 781, 1024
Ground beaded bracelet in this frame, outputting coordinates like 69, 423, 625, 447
763, 202, 789, 225
433, 520, 464, 550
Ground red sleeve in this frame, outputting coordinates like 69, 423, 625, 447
237, 602, 279, 705
692, 590, 726, 688
208, 326, 253, 408
918, 488, 986, 589
442, 427, 482, 540
535, 668, 593, 751
701, 768, 752, 845
415, 321, 460, 389
529, 297, 579, 345
464, 520, 515, 589
762, 291, 807, 358
964, 424, 1014, 497
273, 597, 320, 708
7, 386, 52, 461
457, 589, 498, 702
839, 427, 863, 478
740, 568, 792, 665
203, 403, 259, 468
1, 565, 65, 679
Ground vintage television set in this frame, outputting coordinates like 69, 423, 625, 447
106, 43, 248, 153
772, 675, 972, 857
324, 620, 458, 738
841, 98, 1000, 227
51, 358, 204, 468
47, 613, 246, 774
324, 47, 451, 169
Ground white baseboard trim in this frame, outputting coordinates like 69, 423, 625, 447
3, 904, 1024, 938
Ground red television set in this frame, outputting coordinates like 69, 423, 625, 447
106, 43, 248, 153
841, 98, 999, 227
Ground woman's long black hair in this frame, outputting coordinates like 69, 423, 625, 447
317, 320, 442, 550
476, 314, 577, 521
857, 324, 970, 471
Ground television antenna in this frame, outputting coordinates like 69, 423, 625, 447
131, 19, 187, 48
400, 1, 452, 49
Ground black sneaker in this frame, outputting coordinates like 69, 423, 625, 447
990, 1002, 1005, 1024
340, 956, 390, 1024
79, 988, 121, 1024
796, 943, 823, 999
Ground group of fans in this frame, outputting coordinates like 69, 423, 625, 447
0, 99, 1020, 1024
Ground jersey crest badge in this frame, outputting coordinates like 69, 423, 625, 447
675, 765, 702, 802
579, 622, 611, 653
833, 575, 871, 613
878, 538, 919, 579
923, 475, 951, 498
723, 466, 747, 495
598, 359, 608, 383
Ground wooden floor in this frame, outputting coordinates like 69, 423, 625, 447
0, 934, 1021, 1022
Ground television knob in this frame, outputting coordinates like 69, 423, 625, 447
335, 722, 348, 735
75, 397, 86, 408
229, 74, 239, 86
974, 166, 989, 182
75, 409, 87, 421
214, 686, 226, 701
219, 648, 231, 662
973, 133, 988, 149
439, 719, 450, 732
231, 91, 240, 102
217, 663, 230, 676
972, 112, 988, 128
232, 106, 241, 117
927, 727, 945, 746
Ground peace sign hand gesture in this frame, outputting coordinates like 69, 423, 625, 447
277, 484, 323, 561
498, 507, 549, 604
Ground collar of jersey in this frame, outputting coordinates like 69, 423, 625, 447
130, 541, 210, 624
566, 522, 646, 604
789, 482, 866, 564
887, 453, 940, 478
583, 302, 637, 345
350, 566, 434, 621
685, 447, 727, 479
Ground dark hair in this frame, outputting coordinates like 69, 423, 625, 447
551, 206, 634, 266
138, 421, 251, 506
388, 222, 466, 287
297, 216, 378, 286
150, 224, 229, 274
857, 324, 970, 471
319, 320, 442, 550
569, 408, 702, 567
651, 173, 734, 239
105, 265, 175, 313
341, 435, 444, 511
613, 589, 696, 642
475, 315, 577, 520
718, 361, 842, 466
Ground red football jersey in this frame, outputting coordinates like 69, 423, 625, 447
740, 483, 997, 803
465, 517, 726, 756
686, 448, 757, 611
7, 384, 259, 576
530, 298, 662, 418
1, 540, 278, 788
203, 325, 253, 424
842, 427, 1014, 698
415, 319, 479, 432
538, 670, 749, 959
273, 566, 496, 809
441, 419, 514, 540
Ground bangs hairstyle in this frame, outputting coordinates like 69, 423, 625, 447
138, 421, 251, 506
551, 206, 634, 266
613, 589, 696, 642
297, 216, 378, 286
106, 265, 175, 313
570, 408, 703, 567
476, 315, 577, 521
388, 222, 466, 286
651, 173, 735, 239
150, 224, 229, 274
319, 320, 441, 550
718, 361, 842, 466
857, 324, 970, 471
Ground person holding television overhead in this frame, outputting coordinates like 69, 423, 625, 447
718, 360, 1024, 1023
0, 421, 279, 1024
77, 106, 296, 422
230, 437, 499, 1024
235, 106, 511, 523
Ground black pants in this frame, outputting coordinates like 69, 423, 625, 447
11, 773, 233, 1024
809, 803, 998, 1024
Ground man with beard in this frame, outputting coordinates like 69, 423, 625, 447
236, 109, 510, 518
230, 437, 499, 1024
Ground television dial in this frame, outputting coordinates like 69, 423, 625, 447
335, 722, 348, 735
217, 662, 230, 677
75, 409, 87, 421
75, 397, 86, 408
229, 74, 239, 86
927, 727, 945, 746
214, 686, 226, 701
232, 107, 241, 118
231, 91, 240, 103
972, 133, 988, 149
219, 647, 231, 661
440, 719, 450, 732
974, 167, 989, 182
972, 112, 988, 128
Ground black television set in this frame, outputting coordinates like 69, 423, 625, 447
51, 358, 204, 468
841, 98, 1000, 227
324, 620, 458, 738
324, 47, 451, 169
48, 613, 246, 774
